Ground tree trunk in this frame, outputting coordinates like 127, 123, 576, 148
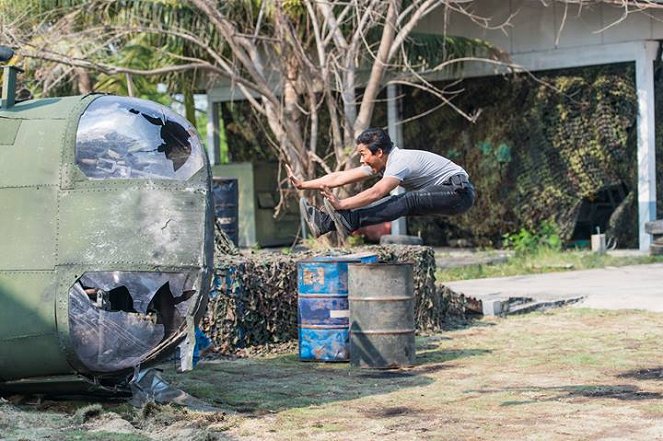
184, 87, 197, 128
75, 67, 92, 94
354, 0, 401, 135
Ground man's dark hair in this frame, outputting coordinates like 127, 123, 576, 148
356, 128, 393, 154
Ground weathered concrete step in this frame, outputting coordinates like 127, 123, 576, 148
645, 219, 663, 234
506, 296, 585, 315
650, 243, 663, 255
480, 296, 585, 316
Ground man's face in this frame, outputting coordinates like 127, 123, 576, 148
357, 144, 387, 173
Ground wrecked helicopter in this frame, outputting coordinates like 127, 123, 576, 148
0, 46, 214, 395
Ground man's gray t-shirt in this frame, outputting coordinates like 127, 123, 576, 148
371, 147, 467, 191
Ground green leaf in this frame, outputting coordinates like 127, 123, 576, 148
495, 143, 512, 163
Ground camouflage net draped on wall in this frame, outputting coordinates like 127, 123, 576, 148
387, 65, 639, 247
516, 72, 637, 241
203, 232, 442, 353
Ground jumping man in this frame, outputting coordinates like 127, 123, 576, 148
287, 128, 475, 238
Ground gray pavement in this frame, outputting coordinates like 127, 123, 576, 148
444, 263, 663, 313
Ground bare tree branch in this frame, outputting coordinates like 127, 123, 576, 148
354, 0, 401, 135
20, 49, 217, 76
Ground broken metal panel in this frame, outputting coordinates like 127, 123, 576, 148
57, 188, 207, 267
0, 119, 66, 187
128, 368, 218, 410
69, 284, 165, 373
77, 271, 197, 315
175, 318, 196, 373
68, 271, 201, 373
75, 96, 204, 181
0, 187, 57, 270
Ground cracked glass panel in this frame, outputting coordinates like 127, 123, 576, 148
69, 271, 199, 372
76, 96, 204, 180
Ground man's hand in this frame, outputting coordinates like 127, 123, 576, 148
285, 164, 304, 189
322, 176, 399, 211
321, 186, 342, 210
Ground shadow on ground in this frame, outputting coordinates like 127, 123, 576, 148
466, 383, 662, 407
163, 337, 490, 415
0, 325, 493, 423
617, 366, 663, 381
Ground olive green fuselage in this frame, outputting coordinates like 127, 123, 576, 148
0, 95, 213, 390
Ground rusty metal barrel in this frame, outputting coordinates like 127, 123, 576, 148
348, 263, 415, 368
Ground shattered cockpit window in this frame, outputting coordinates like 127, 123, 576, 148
68, 271, 199, 372
75, 96, 204, 180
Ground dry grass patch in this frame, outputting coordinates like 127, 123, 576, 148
1, 308, 661, 440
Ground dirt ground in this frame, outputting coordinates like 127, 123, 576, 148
1, 307, 662, 441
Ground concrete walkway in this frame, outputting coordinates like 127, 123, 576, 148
445, 263, 663, 313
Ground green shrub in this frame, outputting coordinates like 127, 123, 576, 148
503, 221, 562, 256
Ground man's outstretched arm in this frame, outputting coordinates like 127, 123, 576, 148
323, 176, 400, 210
287, 164, 371, 190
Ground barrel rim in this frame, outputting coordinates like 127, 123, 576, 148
347, 262, 414, 267
297, 252, 379, 264
297, 257, 364, 264
300, 323, 350, 327
298, 293, 349, 297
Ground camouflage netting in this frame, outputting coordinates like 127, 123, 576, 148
371, 64, 640, 247
515, 71, 637, 243
213, 219, 240, 259
202, 226, 444, 353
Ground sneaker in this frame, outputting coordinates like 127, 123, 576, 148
323, 198, 351, 240
299, 197, 323, 238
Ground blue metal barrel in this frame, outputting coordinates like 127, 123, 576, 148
212, 177, 239, 246
297, 253, 378, 361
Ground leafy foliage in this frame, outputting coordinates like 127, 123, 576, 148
503, 221, 562, 256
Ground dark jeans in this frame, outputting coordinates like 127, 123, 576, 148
341, 174, 476, 231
